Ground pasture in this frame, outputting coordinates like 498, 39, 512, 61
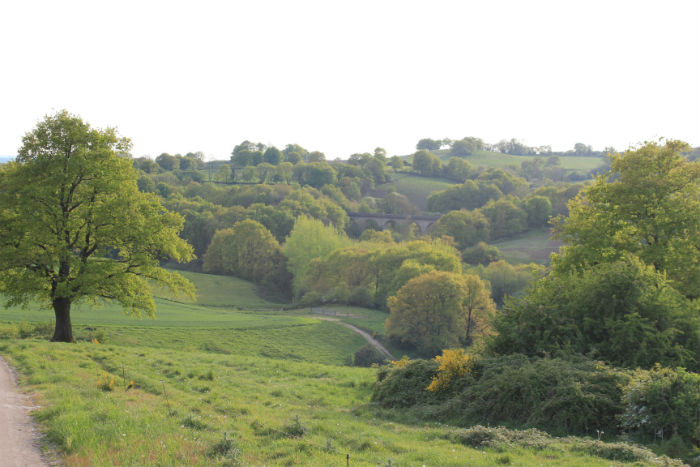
379, 173, 456, 211
0, 271, 680, 466
433, 150, 606, 173
493, 229, 563, 265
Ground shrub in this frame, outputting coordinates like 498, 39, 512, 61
282, 415, 306, 438
460, 355, 629, 435
353, 345, 385, 367
97, 373, 115, 391
372, 353, 629, 436
619, 365, 699, 447
372, 359, 439, 407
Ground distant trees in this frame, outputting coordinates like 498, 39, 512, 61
411, 150, 442, 176
432, 210, 490, 250
479, 198, 528, 240
416, 138, 442, 151
203, 220, 282, 282
443, 157, 475, 182
427, 180, 503, 212
450, 137, 484, 157
283, 216, 350, 293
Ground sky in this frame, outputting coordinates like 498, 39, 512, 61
1, 0, 698, 161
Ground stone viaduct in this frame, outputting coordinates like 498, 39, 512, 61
347, 212, 441, 235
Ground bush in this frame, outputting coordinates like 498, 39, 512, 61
619, 365, 699, 447
372, 354, 629, 436
426, 349, 474, 393
459, 355, 629, 436
372, 359, 439, 408
353, 345, 385, 367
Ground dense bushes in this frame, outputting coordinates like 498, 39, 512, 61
619, 365, 699, 446
373, 354, 628, 436
489, 256, 699, 370
372, 353, 699, 459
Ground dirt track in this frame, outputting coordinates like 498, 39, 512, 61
0, 357, 47, 467
319, 317, 395, 360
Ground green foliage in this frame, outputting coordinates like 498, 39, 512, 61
619, 365, 699, 447
553, 140, 700, 298
443, 157, 475, 182
461, 242, 502, 265
373, 354, 630, 437
202, 220, 284, 284
479, 260, 539, 306
524, 195, 552, 228
283, 216, 350, 294
372, 359, 439, 407
411, 150, 442, 176
427, 179, 503, 213
490, 256, 699, 369
416, 138, 442, 151
0, 111, 194, 341
432, 210, 490, 249
479, 198, 528, 240
445, 426, 683, 466
386, 271, 494, 356
352, 344, 386, 367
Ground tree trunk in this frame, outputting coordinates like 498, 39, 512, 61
51, 297, 73, 342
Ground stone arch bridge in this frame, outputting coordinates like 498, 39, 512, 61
348, 212, 441, 235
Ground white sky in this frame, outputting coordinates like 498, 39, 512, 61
1, 0, 698, 160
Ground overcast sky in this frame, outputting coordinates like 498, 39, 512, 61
1, 0, 698, 160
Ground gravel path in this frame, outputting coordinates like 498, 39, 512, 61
0, 357, 47, 467
319, 318, 395, 360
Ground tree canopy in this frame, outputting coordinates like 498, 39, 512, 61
0, 111, 194, 342
386, 270, 495, 356
552, 140, 700, 298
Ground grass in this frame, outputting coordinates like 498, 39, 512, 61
379, 173, 456, 211
0, 272, 683, 466
492, 229, 563, 265
433, 149, 606, 173
151, 270, 283, 309
0, 326, 678, 467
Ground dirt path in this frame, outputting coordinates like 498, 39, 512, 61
0, 357, 48, 467
319, 318, 395, 360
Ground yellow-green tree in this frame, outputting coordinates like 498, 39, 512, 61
386, 270, 495, 356
553, 140, 700, 298
0, 111, 194, 342
203, 220, 281, 283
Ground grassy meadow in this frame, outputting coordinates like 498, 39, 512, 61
492, 229, 563, 265
0, 272, 683, 466
379, 173, 456, 211
433, 150, 606, 173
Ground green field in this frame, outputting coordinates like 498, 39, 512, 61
493, 229, 563, 265
379, 173, 456, 211
434, 150, 606, 173
0, 271, 680, 466
152, 270, 284, 309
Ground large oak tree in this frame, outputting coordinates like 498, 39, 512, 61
0, 111, 194, 342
